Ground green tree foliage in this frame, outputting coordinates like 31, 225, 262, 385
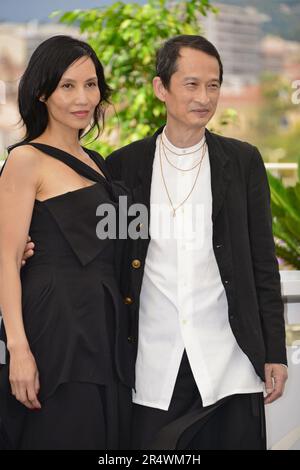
254, 73, 300, 163
268, 163, 300, 269
52, 0, 217, 154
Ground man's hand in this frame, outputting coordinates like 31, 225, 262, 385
264, 363, 288, 404
21, 235, 35, 266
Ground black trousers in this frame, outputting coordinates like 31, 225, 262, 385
132, 351, 266, 450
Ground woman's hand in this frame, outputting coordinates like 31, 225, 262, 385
9, 345, 41, 410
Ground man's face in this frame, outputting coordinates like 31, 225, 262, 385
154, 47, 221, 132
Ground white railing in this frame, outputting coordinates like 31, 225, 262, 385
265, 162, 298, 186
266, 270, 300, 450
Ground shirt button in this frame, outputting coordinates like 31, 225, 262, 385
224, 280, 229, 285
182, 319, 188, 325
124, 296, 133, 305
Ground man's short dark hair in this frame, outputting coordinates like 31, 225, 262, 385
156, 35, 223, 88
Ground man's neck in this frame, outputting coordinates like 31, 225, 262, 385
164, 124, 205, 148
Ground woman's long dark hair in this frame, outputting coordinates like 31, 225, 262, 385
10, 35, 111, 150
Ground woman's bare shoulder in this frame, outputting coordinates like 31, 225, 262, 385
8, 144, 40, 160
0, 145, 44, 188
4, 144, 43, 173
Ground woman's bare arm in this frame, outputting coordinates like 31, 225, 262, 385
0, 146, 42, 409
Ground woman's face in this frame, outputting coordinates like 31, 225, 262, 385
42, 56, 101, 131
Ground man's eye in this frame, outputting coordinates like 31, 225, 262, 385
87, 82, 97, 87
62, 83, 73, 89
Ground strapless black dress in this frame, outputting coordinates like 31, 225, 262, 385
0, 143, 134, 449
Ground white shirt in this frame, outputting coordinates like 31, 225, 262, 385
132, 129, 263, 411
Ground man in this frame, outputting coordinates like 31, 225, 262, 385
23, 35, 287, 449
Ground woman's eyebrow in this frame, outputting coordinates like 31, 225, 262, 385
60, 76, 98, 82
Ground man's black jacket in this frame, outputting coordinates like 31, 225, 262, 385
107, 127, 287, 385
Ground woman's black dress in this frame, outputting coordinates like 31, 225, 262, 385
0, 143, 134, 449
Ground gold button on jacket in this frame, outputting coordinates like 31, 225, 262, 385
132, 259, 141, 269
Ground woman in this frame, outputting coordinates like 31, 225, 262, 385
0, 35, 133, 450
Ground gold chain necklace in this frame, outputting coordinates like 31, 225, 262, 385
162, 141, 204, 172
159, 136, 206, 217
161, 132, 206, 156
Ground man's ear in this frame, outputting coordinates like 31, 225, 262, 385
153, 76, 167, 102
